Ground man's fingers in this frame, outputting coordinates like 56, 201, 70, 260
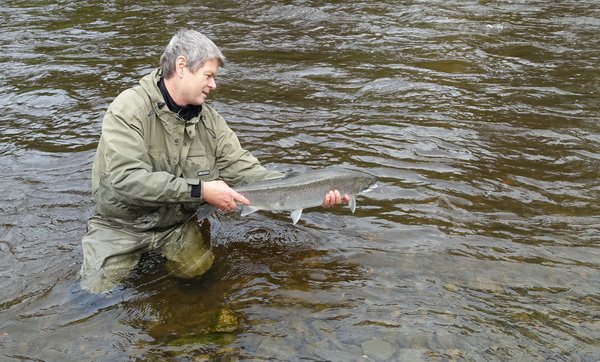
322, 190, 351, 208
329, 190, 341, 205
322, 190, 335, 208
333, 190, 342, 204
233, 191, 250, 205
202, 180, 251, 211
324, 192, 331, 206
219, 191, 248, 212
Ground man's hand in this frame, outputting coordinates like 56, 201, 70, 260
202, 180, 249, 212
322, 190, 351, 208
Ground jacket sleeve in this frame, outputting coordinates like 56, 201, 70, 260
207, 108, 283, 186
100, 89, 197, 206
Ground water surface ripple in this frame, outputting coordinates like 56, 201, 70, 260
1, 1, 598, 360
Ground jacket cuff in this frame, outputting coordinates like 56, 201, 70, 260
189, 180, 202, 198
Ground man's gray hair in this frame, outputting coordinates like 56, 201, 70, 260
160, 29, 225, 78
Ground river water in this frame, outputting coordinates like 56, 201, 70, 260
1, 1, 599, 361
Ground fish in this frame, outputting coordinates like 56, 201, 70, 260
197, 167, 377, 224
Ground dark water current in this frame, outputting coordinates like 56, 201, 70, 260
1, 1, 599, 361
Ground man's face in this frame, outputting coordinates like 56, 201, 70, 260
179, 58, 219, 106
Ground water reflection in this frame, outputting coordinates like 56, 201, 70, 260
104, 218, 366, 360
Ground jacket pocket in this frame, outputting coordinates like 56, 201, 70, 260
183, 149, 217, 181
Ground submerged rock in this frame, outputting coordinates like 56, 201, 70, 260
361, 339, 396, 360
213, 308, 240, 333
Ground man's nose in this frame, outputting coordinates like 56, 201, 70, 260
208, 77, 217, 90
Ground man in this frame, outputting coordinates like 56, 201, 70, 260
81, 29, 348, 293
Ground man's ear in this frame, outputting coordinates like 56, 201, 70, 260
176, 56, 187, 77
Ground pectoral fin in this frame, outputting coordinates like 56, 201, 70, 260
349, 196, 356, 213
290, 209, 303, 225
240, 205, 259, 217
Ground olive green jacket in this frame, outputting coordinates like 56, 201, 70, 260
91, 68, 281, 229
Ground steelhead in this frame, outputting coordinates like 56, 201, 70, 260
197, 168, 377, 224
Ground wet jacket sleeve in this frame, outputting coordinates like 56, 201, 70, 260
100, 89, 198, 206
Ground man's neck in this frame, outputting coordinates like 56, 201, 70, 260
158, 77, 201, 121
162, 77, 185, 106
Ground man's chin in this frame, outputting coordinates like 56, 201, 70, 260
196, 95, 208, 104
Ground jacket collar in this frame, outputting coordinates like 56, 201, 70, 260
140, 68, 202, 124
139, 68, 165, 108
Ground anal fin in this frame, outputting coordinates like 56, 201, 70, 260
290, 209, 303, 225
240, 205, 260, 217
349, 196, 356, 213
